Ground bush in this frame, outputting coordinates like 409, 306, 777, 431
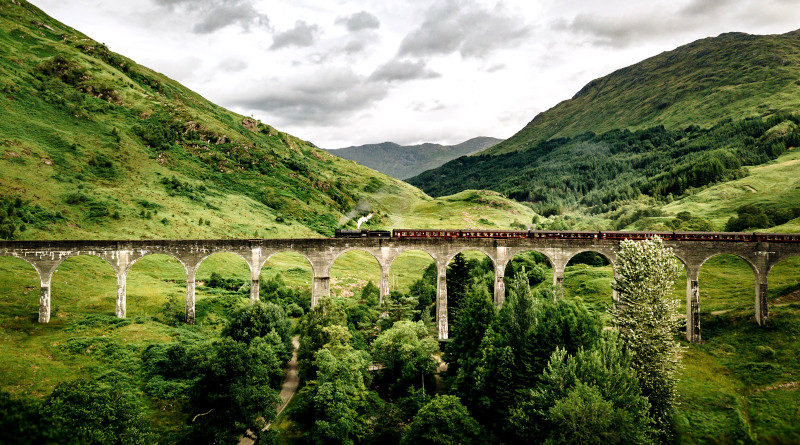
44, 374, 153, 444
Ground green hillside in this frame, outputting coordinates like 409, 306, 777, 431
486, 29, 800, 155
326, 136, 502, 180
0, 0, 534, 240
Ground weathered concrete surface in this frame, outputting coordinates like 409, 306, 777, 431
2, 236, 797, 342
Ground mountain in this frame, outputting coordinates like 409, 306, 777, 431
0, 0, 534, 240
485, 29, 800, 155
326, 136, 501, 179
409, 29, 800, 231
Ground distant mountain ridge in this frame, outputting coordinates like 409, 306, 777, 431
327, 136, 502, 179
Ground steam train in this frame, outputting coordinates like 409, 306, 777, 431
334, 229, 800, 243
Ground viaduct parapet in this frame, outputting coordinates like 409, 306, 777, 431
1, 236, 796, 342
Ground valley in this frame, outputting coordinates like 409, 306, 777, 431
0, 0, 799, 443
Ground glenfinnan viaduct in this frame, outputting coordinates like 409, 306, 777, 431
1, 236, 797, 343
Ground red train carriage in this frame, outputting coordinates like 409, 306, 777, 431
554, 231, 600, 240
600, 231, 674, 241
393, 229, 461, 238
460, 230, 528, 238
755, 232, 800, 243
672, 231, 754, 242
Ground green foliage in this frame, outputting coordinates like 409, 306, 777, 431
221, 301, 293, 361
206, 271, 244, 291
260, 274, 311, 314
297, 298, 348, 381
508, 334, 655, 444
0, 194, 61, 239
371, 320, 439, 395
612, 236, 683, 439
725, 203, 800, 231
456, 274, 601, 435
444, 284, 495, 390
0, 391, 61, 443
401, 395, 483, 445
410, 116, 800, 215
44, 373, 154, 444
187, 338, 283, 443
290, 327, 376, 444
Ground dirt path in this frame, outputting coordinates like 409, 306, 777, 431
240, 336, 300, 444
272, 336, 301, 422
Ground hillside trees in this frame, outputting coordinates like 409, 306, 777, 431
409, 115, 800, 219
612, 236, 682, 438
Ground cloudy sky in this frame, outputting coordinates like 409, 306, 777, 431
32, 0, 800, 148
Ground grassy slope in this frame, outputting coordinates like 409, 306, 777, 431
0, 0, 535, 239
486, 29, 800, 155
621, 147, 800, 232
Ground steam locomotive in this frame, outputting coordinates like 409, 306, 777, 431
334, 229, 800, 243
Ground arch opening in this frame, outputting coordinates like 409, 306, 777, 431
504, 250, 553, 292
195, 252, 251, 323
0, 256, 40, 322
126, 254, 186, 322
51, 255, 116, 321
766, 255, 800, 316
563, 250, 615, 319
387, 250, 437, 327
330, 249, 381, 301
261, 251, 313, 317
446, 249, 494, 324
698, 254, 757, 330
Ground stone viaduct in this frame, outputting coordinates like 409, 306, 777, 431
1, 236, 798, 343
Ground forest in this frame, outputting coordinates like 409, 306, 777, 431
409, 114, 800, 219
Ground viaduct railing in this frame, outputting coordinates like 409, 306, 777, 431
2, 235, 799, 342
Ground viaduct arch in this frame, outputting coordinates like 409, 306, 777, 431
1, 236, 796, 342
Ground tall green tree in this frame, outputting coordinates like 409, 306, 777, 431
444, 284, 495, 384
401, 395, 483, 445
612, 236, 682, 438
297, 298, 348, 381
222, 301, 293, 361
446, 253, 471, 321
44, 373, 153, 445
291, 326, 376, 444
184, 338, 283, 444
371, 320, 439, 395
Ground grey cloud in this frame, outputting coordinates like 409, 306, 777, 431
230, 69, 388, 125
271, 20, 320, 49
368, 59, 440, 82
336, 11, 380, 32
344, 39, 367, 54
153, 0, 268, 34
398, 0, 529, 58
561, 0, 800, 48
